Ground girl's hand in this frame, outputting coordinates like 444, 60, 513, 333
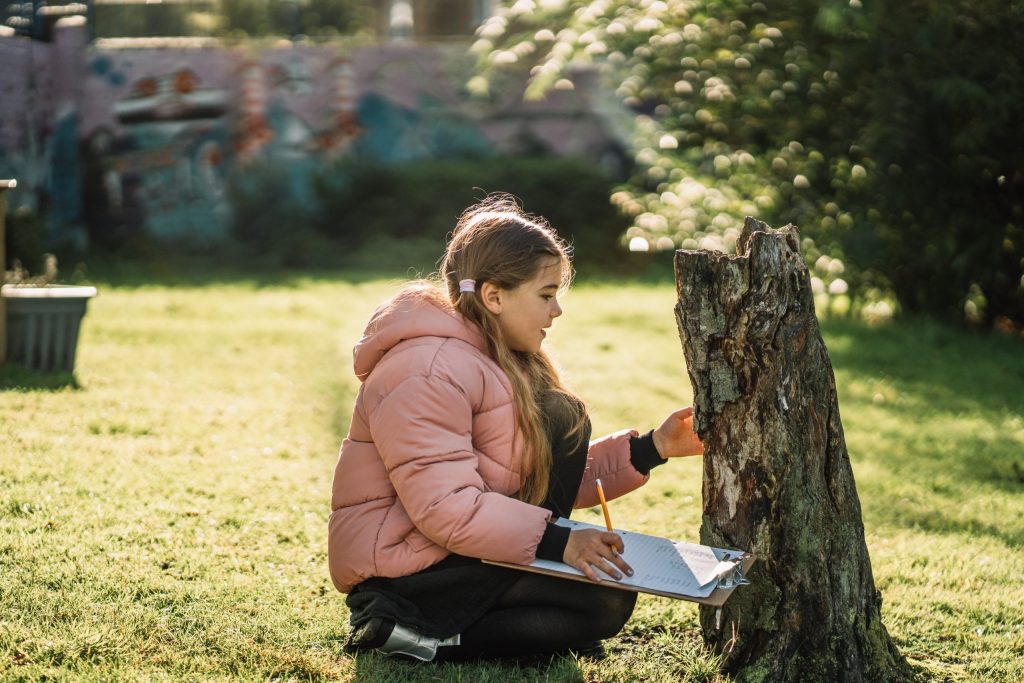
563, 529, 634, 583
652, 406, 704, 458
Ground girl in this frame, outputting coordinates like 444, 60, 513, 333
328, 195, 704, 662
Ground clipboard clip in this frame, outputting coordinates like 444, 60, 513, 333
718, 558, 751, 590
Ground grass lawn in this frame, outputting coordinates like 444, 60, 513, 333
1, 270, 1022, 682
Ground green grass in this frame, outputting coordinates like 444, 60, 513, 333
1, 272, 1022, 682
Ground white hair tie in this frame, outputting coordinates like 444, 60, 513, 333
458, 278, 476, 293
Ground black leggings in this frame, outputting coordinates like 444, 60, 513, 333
435, 572, 638, 661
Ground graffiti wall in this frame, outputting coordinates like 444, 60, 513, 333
0, 22, 627, 245
0, 33, 53, 216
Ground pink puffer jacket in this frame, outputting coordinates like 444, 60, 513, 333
328, 289, 650, 594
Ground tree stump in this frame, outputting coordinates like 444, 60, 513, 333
674, 217, 909, 682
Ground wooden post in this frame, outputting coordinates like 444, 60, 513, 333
0, 179, 16, 366
674, 217, 909, 682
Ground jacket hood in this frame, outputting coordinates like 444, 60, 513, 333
353, 287, 488, 381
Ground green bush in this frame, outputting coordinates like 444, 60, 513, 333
220, 0, 368, 39
226, 162, 323, 267
3, 206, 47, 277
93, 0, 369, 39
477, 0, 1024, 327
859, 0, 1024, 326
312, 157, 632, 272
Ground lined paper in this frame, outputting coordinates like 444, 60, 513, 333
528, 518, 742, 598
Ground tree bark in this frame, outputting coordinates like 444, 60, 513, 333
673, 217, 910, 682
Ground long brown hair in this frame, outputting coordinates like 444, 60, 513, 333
437, 194, 587, 505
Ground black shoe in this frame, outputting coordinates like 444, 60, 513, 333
345, 617, 395, 653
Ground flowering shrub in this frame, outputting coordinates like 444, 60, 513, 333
473, 0, 1024, 327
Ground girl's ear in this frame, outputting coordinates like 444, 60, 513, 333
480, 281, 503, 315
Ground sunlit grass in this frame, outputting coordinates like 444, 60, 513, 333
1, 274, 1022, 681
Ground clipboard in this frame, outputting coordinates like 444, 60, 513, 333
484, 518, 755, 606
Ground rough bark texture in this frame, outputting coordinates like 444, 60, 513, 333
674, 218, 909, 682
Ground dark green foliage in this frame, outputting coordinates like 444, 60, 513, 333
311, 157, 631, 270
226, 162, 321, 267
4, 206, 47, 276
222, 0, 368, 39
93, 2, 211, 39
173, 156, 627, 272
92, 0, 369, 39
861, 0, 1024, 325
481, 0, 1024, 327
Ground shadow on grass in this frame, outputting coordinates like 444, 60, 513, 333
822, 316, 1024, 417
0, 363, 80, 391
79, 257, 420, 290
350, 649, 584, 682
65, 241, 675, 291
882, 505, 1023, 549
820, 316, 1024, 545
59, 239, 439, 291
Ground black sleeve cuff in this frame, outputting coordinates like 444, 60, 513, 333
630, 429, 667, 476
535, 521, 572, 563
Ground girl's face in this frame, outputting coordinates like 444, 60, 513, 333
493, 258, 564, 353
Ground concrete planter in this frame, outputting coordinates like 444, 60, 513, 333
1, 285, 97, 373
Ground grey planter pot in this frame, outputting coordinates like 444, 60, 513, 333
2, 285, 98, 373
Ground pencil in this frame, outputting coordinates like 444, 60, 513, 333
595, 478, 613, 533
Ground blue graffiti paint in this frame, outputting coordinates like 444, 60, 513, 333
354, 93, 491, 164
108, 120, 232, 241
415, 95, 492, 160
355, 93, 429, 163
90, 55, 112, 76
48, 109, 83, 245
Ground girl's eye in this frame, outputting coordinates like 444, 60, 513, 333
542, 295, 554, 301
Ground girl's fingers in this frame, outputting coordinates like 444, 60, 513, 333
609, 551, 634, 577
599, 532, 625, 553
577, 560, 601, 583
576, 556, 619, 582
591, 559, 621, 580
567, 529, 635, 582
586, 549, 633, 582
596, 533, 632, 576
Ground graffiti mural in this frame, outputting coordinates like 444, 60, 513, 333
1, 20, 627, 245
0, 34, 54, 221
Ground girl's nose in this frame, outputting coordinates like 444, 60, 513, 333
552, 300, 563, 318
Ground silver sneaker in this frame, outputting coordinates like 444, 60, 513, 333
377, 623, 461, 662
